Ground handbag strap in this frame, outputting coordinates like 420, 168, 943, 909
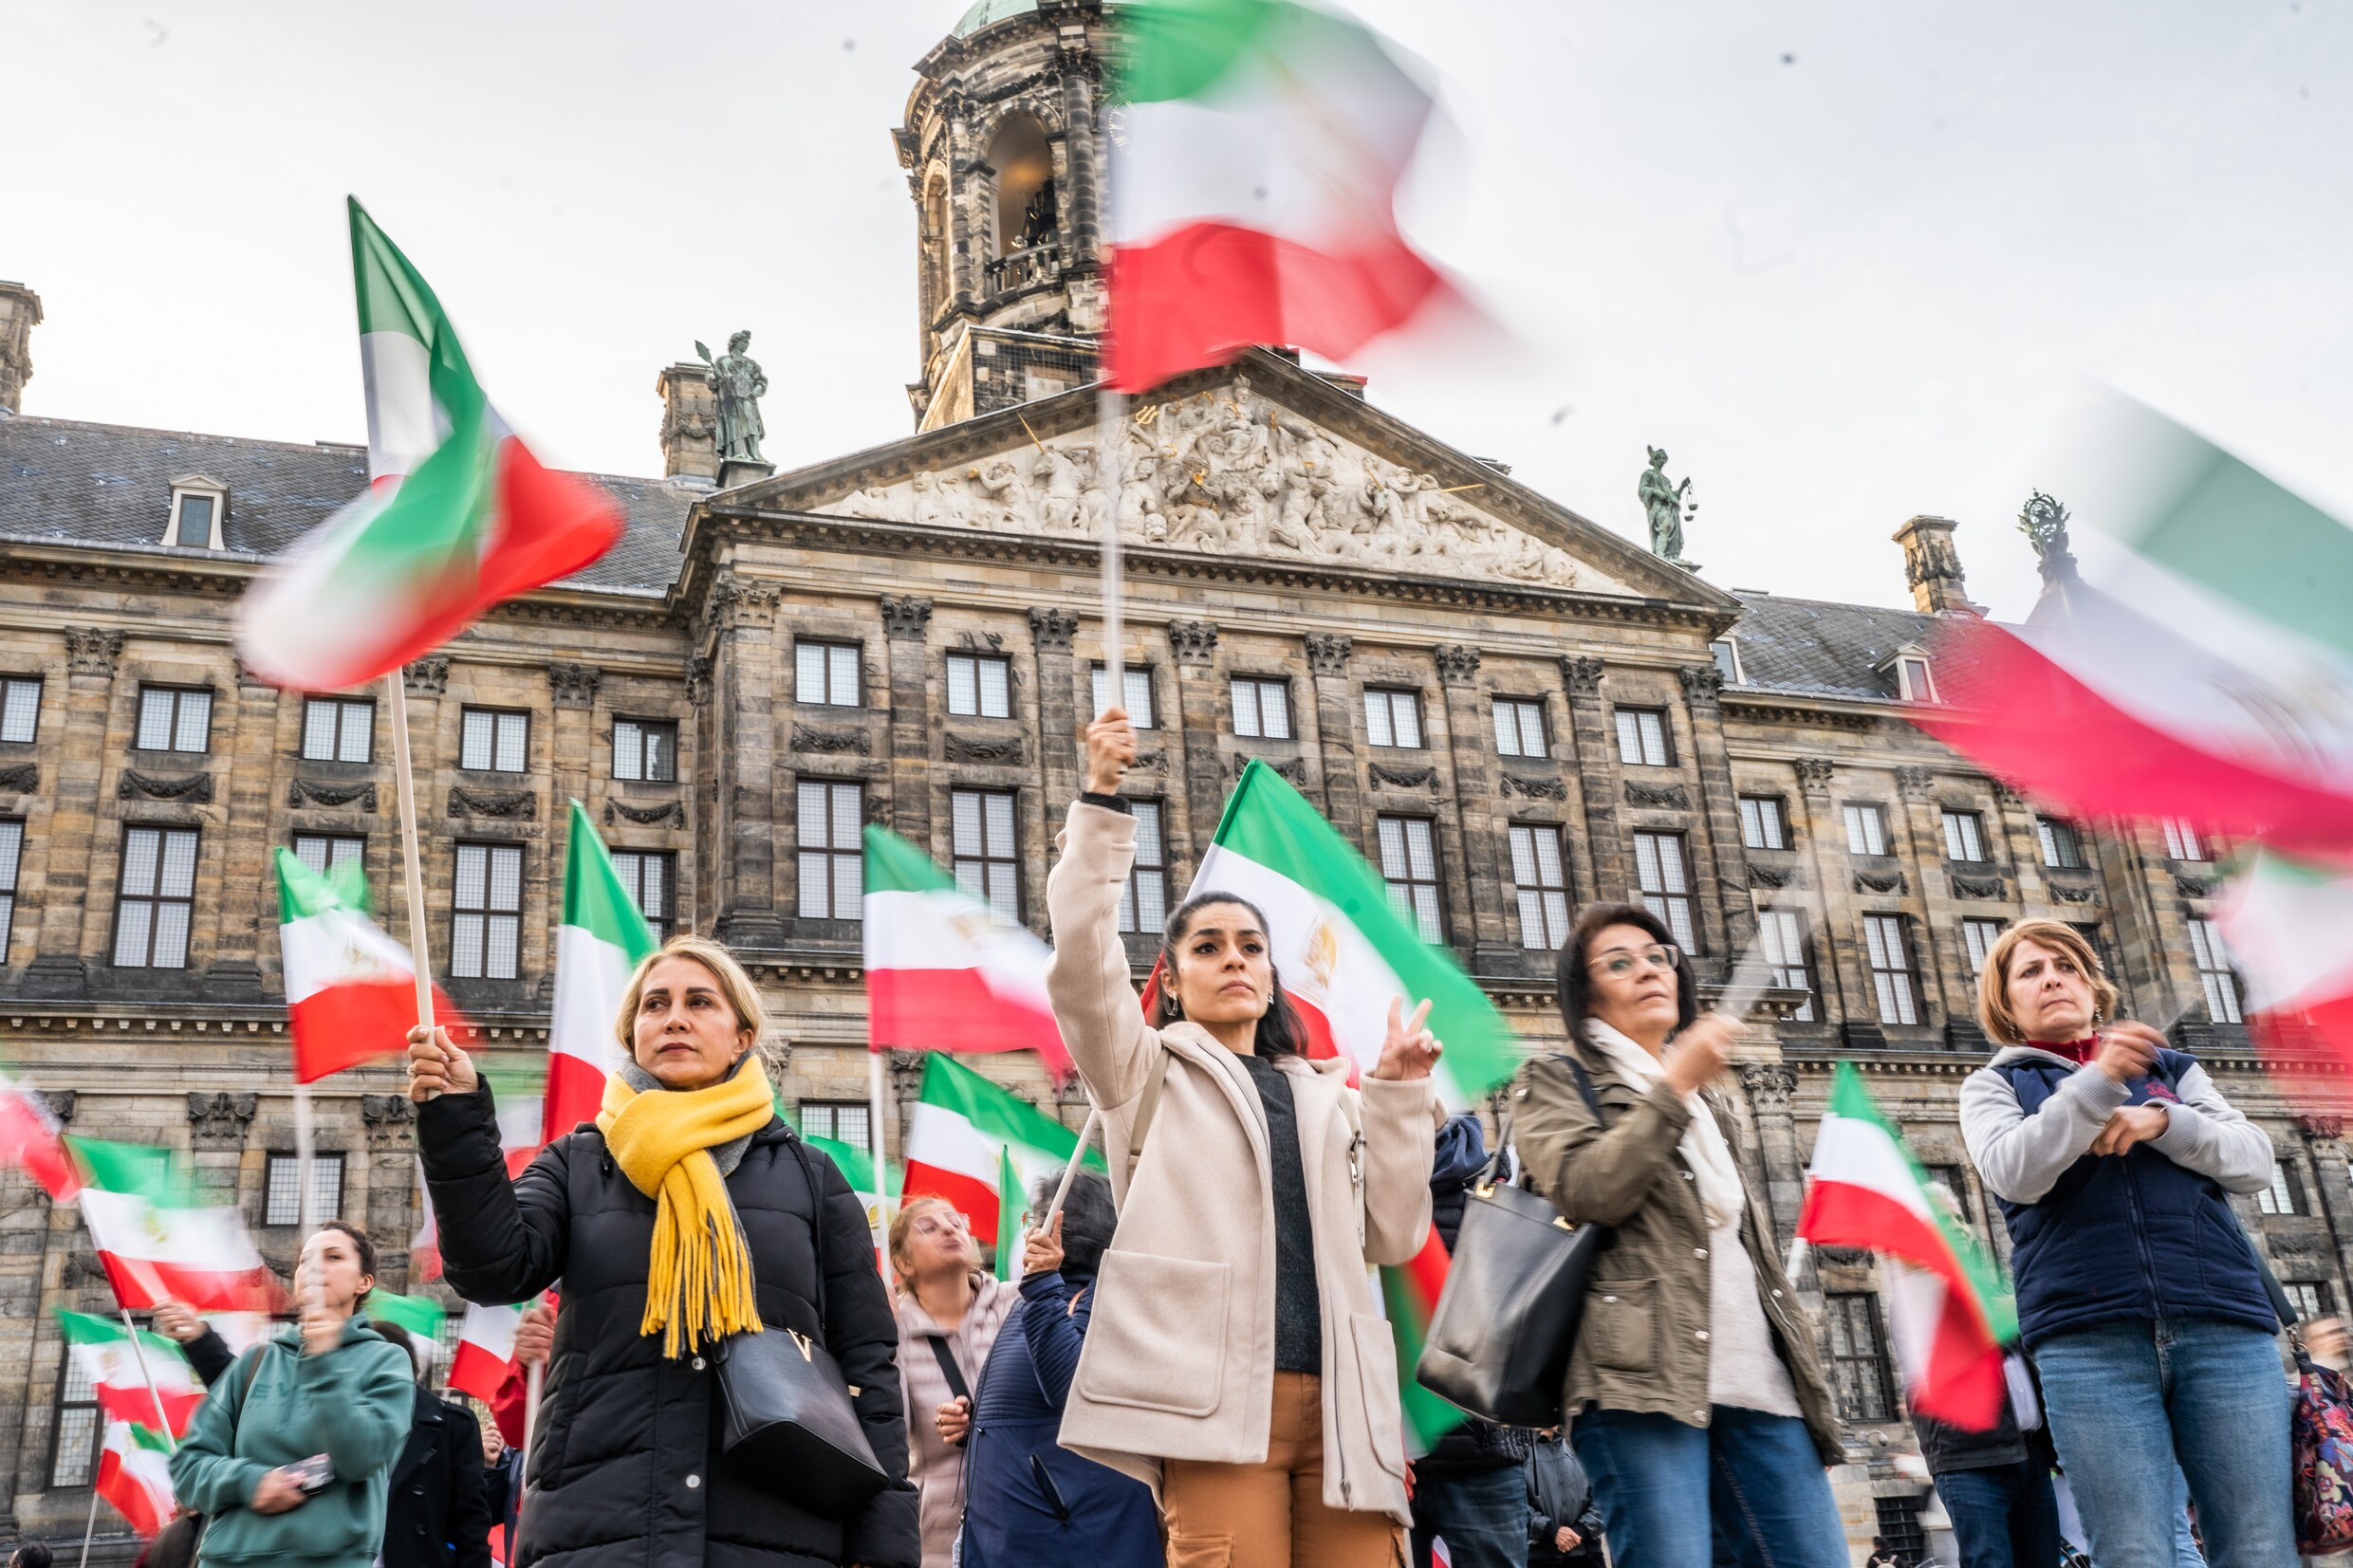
1124, 1046, 1174, 1183
781, 1132, 831, 1341
925, 1335, 971, 1403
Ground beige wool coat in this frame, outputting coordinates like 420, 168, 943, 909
1044, 799, 1439, 1525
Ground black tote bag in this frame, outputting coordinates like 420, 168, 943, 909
1416, 1053, 1612, 1430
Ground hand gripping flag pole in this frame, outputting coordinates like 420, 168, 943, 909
116, 1309, 179, 1450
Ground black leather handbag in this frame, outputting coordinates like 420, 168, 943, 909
713, 1136, 889, 1515
1416, 1053, 1613, 1429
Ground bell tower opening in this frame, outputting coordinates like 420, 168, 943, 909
990, 114, 1058, 260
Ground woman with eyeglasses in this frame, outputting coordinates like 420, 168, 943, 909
1511, 904, 1845, 1568
890, 1195, 1016, 1568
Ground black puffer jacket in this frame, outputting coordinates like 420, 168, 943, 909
417, 1081, 920, 1568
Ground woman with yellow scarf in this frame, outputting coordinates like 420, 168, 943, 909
408, 935, 919, 1568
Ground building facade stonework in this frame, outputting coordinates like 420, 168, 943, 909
0, 5, 2328, 1559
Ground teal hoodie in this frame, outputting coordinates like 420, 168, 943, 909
168, 1317, 414, 1568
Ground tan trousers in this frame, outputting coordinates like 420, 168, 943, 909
1161, 1371, 1407, 1568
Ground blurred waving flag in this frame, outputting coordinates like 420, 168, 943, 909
0, 1069, 82, 1200
97, 1421, 178, 1537
447, 1302, 524, 1403
236, 199, 622, 691
2216, 850, 2353, 1100
1105, 0, 1448, 392
277, 847, 468, 1083
547, 802, 658, 1142
57, 1309, 204, 1436
1380, 1225, 1466, 1454
802, 1126, 900, 1275
903, 1054, 1102, 1247
71, 1138, 281, 1315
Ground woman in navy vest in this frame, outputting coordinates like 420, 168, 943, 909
1960, 918, 2290, 1568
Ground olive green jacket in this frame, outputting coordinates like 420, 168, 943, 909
1511, 1043, 1843, 1463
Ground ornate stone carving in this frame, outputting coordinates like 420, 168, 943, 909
2298, 1114, 2344, 1143
288, 777, 378, 812
1853, 869, 1908, 895
1167, 619, 1219, 666
1434, 645, 1482, 686
185, 1091, 257, 1149
709, 573, 782, 631
1304, 633, 1353, 676
232, 655, 273, 689
1623, 781, 1690, 810
1951, 873, 2007, 900
791, 723, 871, 757
41, 1089, 76, 1124
1368, 762, 1438, 792
448, 784, 536, 820
359, 1094, 417, 1147
2173, 872, 2218, 898
403, 655, 450, 695
686, 655, 713, 707
2048, 880, 2101, 905
120, 769, 214, 803
65, 626, 125, 677
1128, 748, 1167, 775
0, 762, 35, 793
945, 733, 1027, 765
1232, 754, 1309, 786
1676, 663, 1723, 702
1559, 655, 1606, 695
547, 662, 602, 709
1738, 1063, 1798, 1110
1498, 772, 1567, 802
1993, 781, 2026, 807
1028, 607, 1079, 653
1749, 863, 1795, 890
605, 798, 687, 828
1895, 766, 1936, 798
1794, 758, 1836, 794
880, 595, 935, 639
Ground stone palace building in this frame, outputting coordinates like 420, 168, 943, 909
0, 2, 2337, 1559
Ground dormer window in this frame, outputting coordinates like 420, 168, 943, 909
1880, 643, 1938, 703
1711, 637, 1744, 685
164, 478, 228, 550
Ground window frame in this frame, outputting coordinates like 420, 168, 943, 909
2037, 817, 2086, 870
795, 640, 863, 709
1755, 907, 1815, 1021
1491, 697, 1547, 760
951, 787, 1023, 924
1632, 830, 1697, 952
163, 481, 228, 551
945, 653, 1014, 720
799, 1100, 874, 1154
1376, 815, 1446, 943
1862, 912, 1921, 1026
1613, 707, 1672, 767
291, 833, 365, 878
0, 815, 19, 965
1940, 808, 1988, 864
111, 824, 199, 969
1823, 1291, 1899, 1424
1738, 795, 1788, 851
1362, 688, 1425, 750
2257, 1158, 2304, 1216
1894, 654, 1938, 703
611, 718, 679, 784
1230, 675, 1292, 740
2162, 818, 2207, 862
1962, 916, 2005, 978
0, 675, 43, 744
1843, 802, 1890, 857
1711, 637, 1744, 685
2288, 1281, 2336, 1321
2188, 916, 2244, 1024
48, 1337, 99, 1488
450, 840, 524, 980
610, 848, 676, 942
795, 780, 865, 922
1507, 822, 1572, 951
1089, 666, 1157, 729
135, 685, 213, 754
262, 1151, 347, 1227
1117, 800, 1170, 935
300, 695, 376, 765
458, 708, 531, 774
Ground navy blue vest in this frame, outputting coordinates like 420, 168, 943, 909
1991, 1048, 2277, 1347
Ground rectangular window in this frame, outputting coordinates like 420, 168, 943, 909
2037, 817, 2085, 869
300, 696, 374, 764
0, 817, 19, 963
1711, 638, 1742, 684
796, 641, 862, 707
1614, 708, 1671, 766
136, 686, 212, 753
1755, 909, 1815, 1022
946, 654, 1013, 719
796, 782, 864, 921
612, 719, 678, 783
1962, 917, 2005, 977
2188, 917, 2244, 1024
1843, 803, 1889, 857
176, 493, 216, 549
1491, 698, 1547, 759
2257, 1159, 2304, 1216
1118, 801, 1169, 935
1633, 831, 1697, 951
263, 1152, 346, 1227
459, 709, 529, 773
1377, 817, 1445, 943
800, 1101, 873, 1154
1863, 913, 1919, 1026
1508, 824, 1572, 951
1363, 689, 1423, 749
49, 1341, 98, 1487
291, 834, 364, 877
1924, 1163, 1975, 1225
451, 842, 523, 980
1823, 1292, 1898, 1423
2163, 818, 2207, 862
1941, 810, 1987, 863
112, 825, 198, 968
2288, 1281, 2336, 1321
1, 676, 42, 743
1231, 676, 1291, 740
1895, 655, 1937, 703
611, 849, 676, 942
1090, 666, 1156, 729
952, 789, 1021, 923
1739, 796, 1788, 851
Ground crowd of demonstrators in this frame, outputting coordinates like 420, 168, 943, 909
959, 1171, 1159, 1568
168, 1222, 417, 1568
1512, 903, 1847, 1568
367, 1319, 493, 1568
1962, 917, 2292, 1567
1523, 1431, 1603, 1566
1044, 709, 1442, 1568
406, 933, 920, 1568
1911, 1353, 2060, 1568
890, 1194, 1016, 1568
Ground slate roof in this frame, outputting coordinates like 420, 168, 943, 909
1722, 589, 1938, 702
0, 415, 693, 596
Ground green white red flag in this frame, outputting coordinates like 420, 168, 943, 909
902, 1054, 1102, 1247
96, 1420, 179, 1537
1180, 760, 1520, 1103
2216, 850, 2353, 1103
71, 1137, 281, 1315
236, 199, 622, 692
804, 1128, 900, 1275
1106, 0, 1447, 392
862, 825, 1071, 1075
1797, 1062, 2014, 1430
1379, 1225, 1465, 1453
547, 801, 659, 1141
57, 1309, 203, 1436
447, 1302, 524, 1403
277, 847, 468, 1083
0, 1069, 82, 1200
366, 1289, 448, 1352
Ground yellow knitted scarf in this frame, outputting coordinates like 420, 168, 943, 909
597, 1057, 774, 1357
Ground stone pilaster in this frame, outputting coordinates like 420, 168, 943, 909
1789, 756, 1872, 1042
881, 596, 936, 855
547, 663, 602, 878
23, 628, 123, 997
1304, 635, 1361, 838
204, 659, 280, 1001
1678, 664, 1754, 960
1559, 656, 1629, 899
1435, 646, 1512, 969
708, 575, 784, 949
1738, 1062, 1806, 1240
2301, 1118, 2353, 1301
1030, 609, 1082, 818
1166, 620, 1223, 881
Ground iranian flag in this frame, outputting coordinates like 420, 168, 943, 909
447, 1302, 524, 1403
1918, 397, 2353, 857
72, 1137, 281, 1314
57, 1309, 204, 1436
1797, 1062, 2014, 1430
278, 847, 468, 1083
547, 801, 658, 1142
862, 826, 1071, 1076
367, 1288, 448, 1355
1379, 1224, 1465, 1454
903, 1054, 1102, 1246
96, 1421, 179, 1538
1106, 0, 1448, 392
1180, 760, 1521, 1103
805, 1129, 900, 1275
236, 199, 622, 692
0, 1069, 81, 1200
2216, 850, 2353, 1101
410, 1157, 442, 1282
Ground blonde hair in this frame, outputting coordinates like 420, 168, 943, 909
887, 1195, 961, 1290
613, 934, 769, 1062
1976, 918, 2121, 1044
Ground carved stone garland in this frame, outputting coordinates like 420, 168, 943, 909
448, 785, 536, 820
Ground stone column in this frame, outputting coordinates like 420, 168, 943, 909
547, 661, 602, 820
1738, 1062, 1806, 1242
1031, 610, 1082, 817
1057, 45, 1101, 269
1166, 620, 1223, 881
1791, 756, 1872, 1042
1435, 645, 1513, 969
1678, 664, 1752, 958
2300, 1117, 2353, 1307
1304, 635, 1361, 839
23, 628, 124, 997
1559, 656, 1630, 899
205, 659, 283, 1001
707, 575, 784, 949
1892, 765, 1962, 1027
359, 1095, 419, 1285
881, 596, 936, 854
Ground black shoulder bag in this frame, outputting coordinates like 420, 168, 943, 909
1416, 1051, 1613, 1429
713, 1134, 889, 1515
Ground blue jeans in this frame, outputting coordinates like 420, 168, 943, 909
1571, 1406, 1846, 1568
1410, 1463, 1529, 1568
2034, 1319, 2294, 1568
1934, 1460, 2062, 1568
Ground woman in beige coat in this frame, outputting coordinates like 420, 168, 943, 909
1045, 708, 1441, 1568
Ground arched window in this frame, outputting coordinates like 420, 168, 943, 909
988, 115, 1057, 258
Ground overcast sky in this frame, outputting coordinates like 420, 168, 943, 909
6, 0, 2348, 618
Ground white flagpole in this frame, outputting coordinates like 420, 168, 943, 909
77, 1471, 102, 1568
523, 1360, 545, 1463
867, 1049, 893, 1182
295, 1081, 317, 1235
1095, 386, 1125, 714
1044, 1107, 1101, 1224
383, 670, 440, 1098
118, 1309, 179, 1450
